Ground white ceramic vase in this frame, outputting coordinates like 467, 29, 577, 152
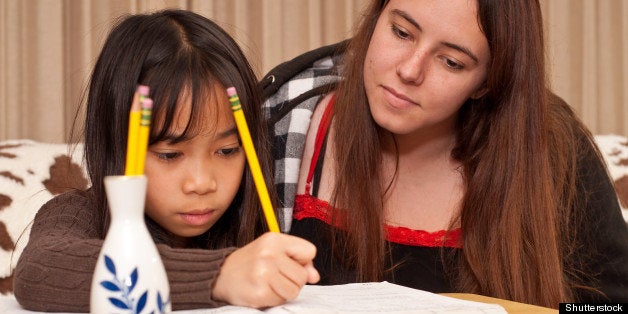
91, 175, 171, 313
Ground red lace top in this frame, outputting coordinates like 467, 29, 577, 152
292, 95, 462, 248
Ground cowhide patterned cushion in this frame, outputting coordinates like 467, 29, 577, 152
0, 139, 89, 296
595, 134, 628, 222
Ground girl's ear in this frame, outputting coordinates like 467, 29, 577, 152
470, 85, 489, 99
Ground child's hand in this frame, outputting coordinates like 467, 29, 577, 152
211, 232, 320, 308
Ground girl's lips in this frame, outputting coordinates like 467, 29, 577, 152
179, 209, 215, 226
382, 86, 419, 109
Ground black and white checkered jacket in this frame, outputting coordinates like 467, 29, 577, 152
261, 40, 347, 231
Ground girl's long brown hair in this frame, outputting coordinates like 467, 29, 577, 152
331, 0, 597, 307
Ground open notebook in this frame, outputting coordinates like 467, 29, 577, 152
1, 282, 506, 314
177, 282, 507, 314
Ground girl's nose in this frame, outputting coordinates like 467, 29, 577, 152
182, 163, 218, 195
396, 51, 427, 85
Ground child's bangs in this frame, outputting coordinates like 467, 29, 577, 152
145, 57, 222, 144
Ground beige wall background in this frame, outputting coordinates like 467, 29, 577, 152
0, 0, 626, 143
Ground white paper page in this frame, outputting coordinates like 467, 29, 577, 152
2, 282, 508, 314
176, 282, 507, 314
175, 305, 263, 313
263, 282, 507, 314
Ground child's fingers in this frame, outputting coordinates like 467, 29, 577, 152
254, 286, 287, 308
267, 233, 317, 265
265, 232, 319, 284
304, 262, 320, 284
212, 233, 320, 308
268, 236, 320, 302
277, 254, 310, 286
269, 272, 303, 302
238, 259, 303, 307
268, 256, 315, 304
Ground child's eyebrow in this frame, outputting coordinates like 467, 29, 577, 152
217, 126, 238, 139
157, 126, 238, 143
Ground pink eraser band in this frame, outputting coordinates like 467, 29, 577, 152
137, 85, 150, 96
226, 87, 237, 96
142, 98, 153, 109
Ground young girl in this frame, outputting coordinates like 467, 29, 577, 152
264, 0, 628, 308
13, 9, 318, 312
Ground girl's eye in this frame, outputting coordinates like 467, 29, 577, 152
444, 58, 464, 71
156, 152, 181, 161
391, 24, 410, 40
217, 146, 241, 156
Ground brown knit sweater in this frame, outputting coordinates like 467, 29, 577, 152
13, 189, 237, 312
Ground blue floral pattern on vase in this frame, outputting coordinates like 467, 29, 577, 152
98, 255, 170, 314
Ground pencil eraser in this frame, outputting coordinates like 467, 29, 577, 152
142, 98, 153, 109
137, 85, 150, 96
226, 87, 237, 97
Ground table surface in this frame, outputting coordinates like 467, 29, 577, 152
442, 293, 558, 313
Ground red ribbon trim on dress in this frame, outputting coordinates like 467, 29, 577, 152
294, 194, 462, 248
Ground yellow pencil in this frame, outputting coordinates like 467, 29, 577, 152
227, 87, 280, 233
124, 89, 142, 175
136, 96, 153, 175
